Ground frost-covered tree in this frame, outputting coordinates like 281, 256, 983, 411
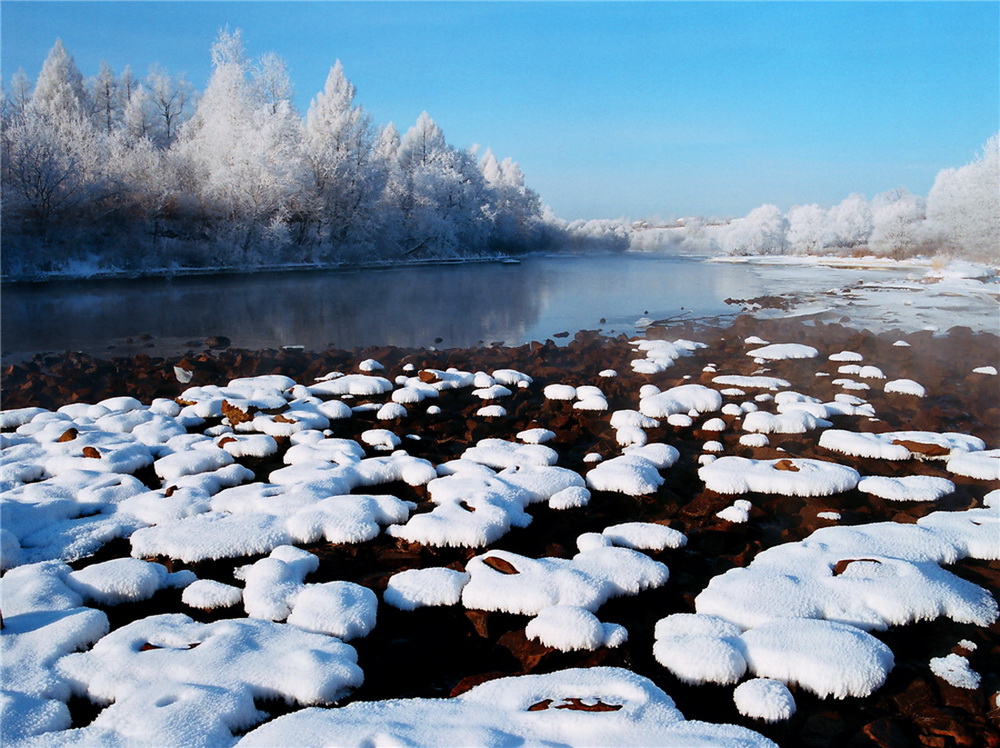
927, 134, 1000, 261
717, 204, 788, 255
122, 84, 154, 142
304, 61, 380, 256
826, 193, 873, 250
785, 204, 830, 254
395, 111, 495, 256
479, 148, 542, 251
253, 52, 294, 115
146, 65, 194, 147
4, 40, 111, 242
868, 187, 938, 257
176, 29, 306, 255
5, 68, 34, 125
31, 38, 89, 121
89, 62, 120, 133
2, 28, 555, 274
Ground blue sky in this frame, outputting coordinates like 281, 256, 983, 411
2, 1, 997, 220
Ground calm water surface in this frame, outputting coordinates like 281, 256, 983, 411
1, 254, 903, 363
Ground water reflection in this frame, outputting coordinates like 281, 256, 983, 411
1, 255, 904, 362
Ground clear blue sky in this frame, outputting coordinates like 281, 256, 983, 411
2, 1, 997, 220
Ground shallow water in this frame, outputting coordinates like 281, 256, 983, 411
1, 254, 911, 363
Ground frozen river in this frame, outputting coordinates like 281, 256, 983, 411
0, 253, 928, 362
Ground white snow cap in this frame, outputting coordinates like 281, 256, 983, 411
884, 379, 926, 396
972, 365, 997, 375
747, 343, 819, 360
700, 456, 860, 497
929, 653, 981, 689
640, 384, 723, 419
740, 618, 894, 698
383, 567, 470, 610
66, 558, 193, 605
820, 429, 985, 461
461, 546, 668, 615
586, 453, 667, 496
476, 405, 508, 418
946, 449, 1000, 480
525, 605, 627, 652
717, 499, 752, 524
236, 667, 774, 747
829, 351, 864, 362
742, 410, 831, 434
601, 522, 687, 551
517, 427, 556, 444
733, 678, 796, 722
858, 475, 955, 502
713, 375, 791, 391
181, 579, 243, 610
543, 383, 577, 401
55, 613, 363, 746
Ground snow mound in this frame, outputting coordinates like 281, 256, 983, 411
819, 429, 985, 461
308, 374, 393, 397
742, 410, 831, 434
236, 667, 774, 747
929, 653, 981, 689
740, 618, 894, 699
462, 438, 558, 469
55, 614, 362, 746
946, 449, 1000, 480
66, 558, 194, 605
602, 522, 686, 550
0, 561, 109, 741
717, 499, 752, 523
653, 613, 747, 686
462, 546, 668, 616
694, 511, 999, 632
639, 384, 723, 419
383, 567, 470, 610
746, 343, 819, 360
182, 579, 243, 610
699, 456, 860, 497
517, 427, 555, 444
858, 475, 955, 502
884, 379, 926, 397
712, 375, 791, 391
525, 605, 627, 651
240, 546, 377, 640
733, 678, 796, 722
586, 454, 665, 496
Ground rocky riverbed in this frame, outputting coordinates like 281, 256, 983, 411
2, 315, 998, 746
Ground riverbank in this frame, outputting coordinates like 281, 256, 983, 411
2, 315, 997, 746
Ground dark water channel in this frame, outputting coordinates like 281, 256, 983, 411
1, 254, 901, 363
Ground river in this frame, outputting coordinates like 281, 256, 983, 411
1, 254, 916, 363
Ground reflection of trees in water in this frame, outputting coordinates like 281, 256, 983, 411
2, 265, 544, 354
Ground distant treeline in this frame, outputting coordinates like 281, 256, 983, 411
2, 30, 628, 279
634, 134, 999, 262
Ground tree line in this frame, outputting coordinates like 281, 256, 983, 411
1, 30, 576, 278
686, 135, 999, 262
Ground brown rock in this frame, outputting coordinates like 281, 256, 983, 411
483, 556, 519, 574
832, 558, 881, 576
82, 446, 102, 459
862, 718, 909, 748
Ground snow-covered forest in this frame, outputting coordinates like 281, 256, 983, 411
2, 31, 997, 280
636, 134, 999, 262
2, 31, 590, 279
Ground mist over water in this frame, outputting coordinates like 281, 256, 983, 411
2, 255, 904, 362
